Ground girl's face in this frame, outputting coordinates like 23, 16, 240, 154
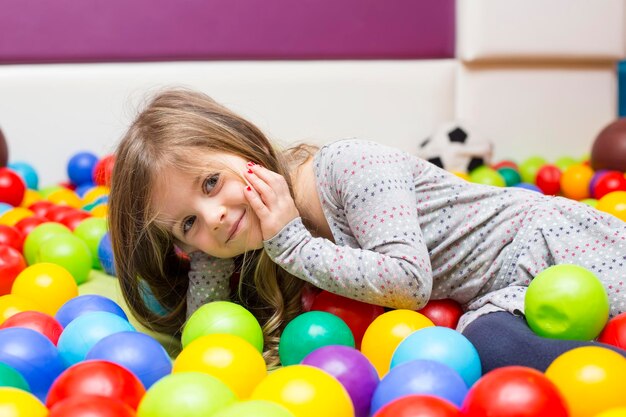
152, 152, 264, 258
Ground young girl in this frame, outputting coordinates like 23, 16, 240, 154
109, 89, 626, 370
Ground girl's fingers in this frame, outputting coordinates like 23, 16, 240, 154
248, 164, 287, 192
244, 168, 276, 204
243, 184, 270, 216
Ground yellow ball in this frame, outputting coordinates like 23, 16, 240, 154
451, 171, 470, 181
360, 309, 434, 377
251, 365, 354, 417
596, 191, 626, 222
0, 387, 47, 417
46, 188, 82, 208
0, 294, 42, 325
596, 408, 626, 417
82, 186, 110, 206
19, 190, 42, 208
173, 334, 267, 399
0, 208, 34, 227
90, 204, 108, 218
11, 263, 78, 316
546, 346, 626, 417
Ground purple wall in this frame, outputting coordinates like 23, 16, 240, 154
0, 0, 455, 63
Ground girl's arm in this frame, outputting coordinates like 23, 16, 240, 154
247, 139, 432, 310
186, 251, 235, 317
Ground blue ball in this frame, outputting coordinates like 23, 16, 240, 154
55, 294, 127, 328
0, 203, 12, 215
514, 182, 543, 193
370, 359, 468, 414
8, 161, 38, 189
390, 326, 482, 387
86, 331, 172, 388
75, 182, 95, 198
98, 232, 116, 276
57, 311, 135, 366
0, 328, 66, 401
67, 152, 98, 186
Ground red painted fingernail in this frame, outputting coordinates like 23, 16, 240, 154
246, 186, 252, 191
247, 162, 255, 166
247, 169, 253, 174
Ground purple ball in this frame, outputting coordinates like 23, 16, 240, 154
302, 345, 379, 417
589, 169, 608, 196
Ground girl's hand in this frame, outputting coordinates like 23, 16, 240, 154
243, 163, 300, 240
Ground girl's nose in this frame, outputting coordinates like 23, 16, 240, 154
200, 204, 226, 231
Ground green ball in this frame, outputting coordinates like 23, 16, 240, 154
278, 311, 355, 366
525, 264, 609, 341
469, 166, 505, 187
581, 198, 598, 208
0, 363, 30, 391
137, 372, 236, 417
555, 156, 577, 172
38, 185, 63, 199
519, 156, 547, 184
36, 234, 93, 284
497, 167, 522, 187
23, 222, 72, 265
181, 301, 264, 352
211, 400, 295, 417
73, 217, 108, 269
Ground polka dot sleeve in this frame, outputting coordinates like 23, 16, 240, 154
186, 251, 234, 318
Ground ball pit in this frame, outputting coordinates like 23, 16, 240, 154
11, 263, 78, 316
54, 294, 128, 327
373, 395, 460, 417
48, 395, 137, 417
0, 387, 47, 417
0, 310, 63, 345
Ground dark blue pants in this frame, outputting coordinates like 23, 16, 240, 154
462, 311, 626, 373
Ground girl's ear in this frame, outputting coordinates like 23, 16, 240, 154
173, 242, 195, 259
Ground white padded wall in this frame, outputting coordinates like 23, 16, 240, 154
0, 60, 457, 184
456, 64, 617, 161
457, 0, 626, 62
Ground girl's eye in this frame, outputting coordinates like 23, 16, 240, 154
203, 174, 220, 194
181, 216, 196, 235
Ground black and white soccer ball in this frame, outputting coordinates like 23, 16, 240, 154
417, 121, 494, 173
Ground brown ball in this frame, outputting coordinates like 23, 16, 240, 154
591, 118, 626, 171
0, 128, 7, 168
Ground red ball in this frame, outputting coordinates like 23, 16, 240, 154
28, 201, 56, 218
14, 216, 48, 237
592, 171, 626, 199
0, 310, 63, 345
49, 395, 136, 417
301, 284, 322, 312
0, 224, 24, 252
92, 154, 115, 186
0, 244, 26, 295
491, 160, 519, 171
310, 290, 384, 349
461, 366, 568, 417
535, 164, 562, 195
597, 312, 626, 349
374, 394, 460, 417
44, 205, 77, 223
58, 210, 92, 231
0, 168, 25, 206
418, 299, 464, 329
46, 360, 146, 410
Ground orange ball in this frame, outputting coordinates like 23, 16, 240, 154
560, 164, 594, 200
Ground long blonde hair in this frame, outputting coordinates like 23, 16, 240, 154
109, 89, 306, 366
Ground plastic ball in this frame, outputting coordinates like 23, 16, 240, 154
14, 215, 47, 237
525, 264, 609, 340
370, 359, 468, 414
98, 232, 116, 275
545, 346, 626, 417
591, 118, 626, 171
598, 312, 626, 349
361, 309, 434, 377
0, 203, 12, 215
55, 294, 127, 327
74, 217, 107, 269
43, 205, 75, 223
0, 327, 66, 401
48, 395, 136, 417
593, 171, 626, 199
58, 209, 91, 231
82, 185, 110, 206
513, 182, 543, 193
519, 156, 547, 184
211, 400, 295, 417
8, 161, 38, 190
57, 311, 135, 366
19, 189, 42, 208
391, 326, 481, 387
554, 156, 578, 172
173, 333, 266, 398
0, 208, 33, 228
137, 372, 236, 417
0, 310, 63, 345
0, 168, 26, 207
0, 129, 7, 167
11, 263, 78, 315
279, 311, 355, 366
0, 245, 26, 295
90, 203, 108, 218
46, 188, 82, 208
86, 331, 171, 389
23, 222, 72, 265
597, 191, 626, 222
468, 166, 505, 187
67, 152, 99, 187
595, 408, 626, 417
581, 198, 598, 207
0, 294, 41, 324
35, 233, 92, 284
560, 164, 594, 200
302, 345, 379, 417
496, 167, 521, 187
535, 164, 562, 195
0, 387, 47, 417
181, 301, 263, 351
373, 395, 460, 417
92, 155, 115, 187
27, 200, 55, 217
0, 362, 30, 391
461, 366, 567, 417
251, 364, 354, 417
417, 298, 463, 329
310, 291, 383, 349
47, 360, 145, 410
